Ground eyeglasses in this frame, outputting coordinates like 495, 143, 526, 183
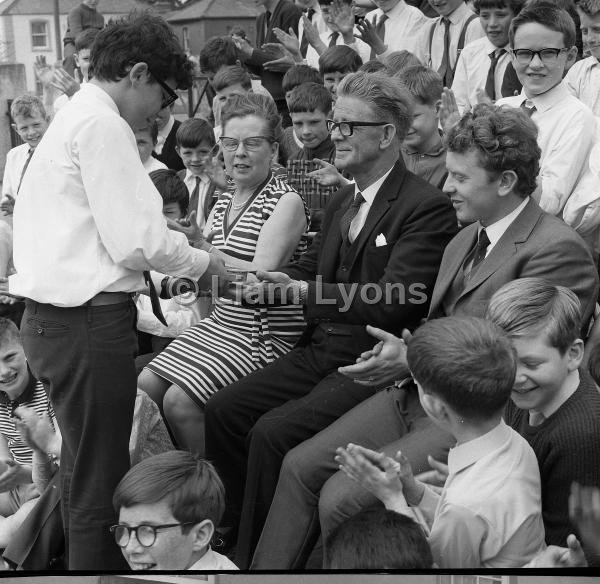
510, 48, 569, 65
219, 136, 273, 151
110, 523, 194, 548
149, 69, 179, 110
326, 120, 389, 137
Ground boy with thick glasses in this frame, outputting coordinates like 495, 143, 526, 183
112, 451, 238, 571
497, 3, 596, 219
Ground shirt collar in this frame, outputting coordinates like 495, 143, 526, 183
484, 37, 510, 54
447, 2, 469, 24
481, 196, 529, 247
385, 0, 407, 18
354, 165, 394, 205
184, 169, 210, 184
448, 419, 511, 474
520, 81, 569, 114
0, 368, 37, 408
158, 115, 175, 139
79, 82, 120, 116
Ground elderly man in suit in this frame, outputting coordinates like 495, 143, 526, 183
204, 71, 458, 568
249, 103, 600, 569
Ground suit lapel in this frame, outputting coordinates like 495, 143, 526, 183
460, 198, 542, 296
266, 0, 284, 43
321, 185, 353, 278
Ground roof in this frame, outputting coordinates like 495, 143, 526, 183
0, 0, 151, 16
165, 0, 258, 22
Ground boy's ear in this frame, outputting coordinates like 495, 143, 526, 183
434, 99, 442, 116
190, 519, 214, 552
129, 62, 149, 87
567, 338, 584, 372
564, 46, 578, 72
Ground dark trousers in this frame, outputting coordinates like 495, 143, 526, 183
204, 323, 386, 569
21, 299, 137, 570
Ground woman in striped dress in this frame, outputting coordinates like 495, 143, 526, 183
138, 94, 309, 454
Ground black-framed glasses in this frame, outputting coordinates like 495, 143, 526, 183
149, 69, 179, 109
326, 120, 389, 137
510, 48, 568, 65
110, 523, 194, 548
219, 136, 274, 151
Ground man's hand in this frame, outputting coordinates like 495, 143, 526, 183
14, 406, 59, 457
0, 459, 31, 492
439, 87, 462, 134
240, 270, 301, 304
167, 210, 204, 244
355, 17, 386, 55
307, 158, 347, 187
51, 68, 80, 98
527, 535, 587, 567
570, 482, 600, 554
335, 443, 410, 512
330, 0, 356, 39
302, 14, 327, 55
262, 43, 298, 72
0, 195, 15, 216
273, 27, 303, 60
33, 55, 54, 87
338, 325, 411, 385
232, 36, 254, 60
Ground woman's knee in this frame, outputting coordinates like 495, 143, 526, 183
163, 384, 201, 424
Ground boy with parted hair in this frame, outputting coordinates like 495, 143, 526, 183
338, 316, 546, 568
282, 64, 323, 100
318, 45, 363, 98
487, 277, 600, 547
112, 451, 238, 570
396, 65, 447, 189
497, 2, 597, 218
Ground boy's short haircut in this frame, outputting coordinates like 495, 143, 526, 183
576, 0, 600, 16
486, 277, 582, 354
230, 25, 247, 39
136, 121, 159, 145
199, 36, 239, 75
445, 103, 540, 197
287, 82, 333, 115
473, 0, 526, 15
221, 92, 283, 143
89, 12, 192, 90
149, 169, 189, 216
384, 50, 422, 75
176, 118, 216, 149
509, 2, 576, 48
0, 318, 21, 348
212, 65, 252, 93
326, 507, 433, 569
113, 451, 225, 530
10, 94, 46, 121
282, 64, 324, 93
318, 45, 363, 75
75, 28, 99, 52
407, 316, 515, 421
396, 65, 443, 105
358, 59, 390, 74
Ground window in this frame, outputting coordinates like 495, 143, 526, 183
30, 21, 49, 50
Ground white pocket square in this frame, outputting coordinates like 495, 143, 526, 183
375, 233, 387, 247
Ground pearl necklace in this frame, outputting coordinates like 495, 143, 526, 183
231, 197, 251, 211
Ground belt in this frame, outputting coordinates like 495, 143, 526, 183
85, 292, 132, 307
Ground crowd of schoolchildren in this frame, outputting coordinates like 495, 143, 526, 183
0, 0, 599, 573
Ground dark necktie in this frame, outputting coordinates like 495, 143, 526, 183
328, 31, 340, 47
485, 48, 506, 100
437, 18, 452, 87
468, 228, 490, 278
300, 8, 316, 57
189, 176, 201, 220
143, 271, 168, 326
340, 192, 365, 244
369, 13, 388, 59
520, 99, 536, 117
501, 60, 522, 97
16, 148, 34, 194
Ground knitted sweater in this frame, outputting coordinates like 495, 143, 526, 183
504, 371, 600, 546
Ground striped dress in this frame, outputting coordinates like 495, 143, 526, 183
145, 174, 309, 406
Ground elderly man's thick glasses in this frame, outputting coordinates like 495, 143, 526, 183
219, 136, 273, 151
510, 48, 568, 65
326, 120, 388, 137
149, 70, 179, 109
110, 523, 194, 548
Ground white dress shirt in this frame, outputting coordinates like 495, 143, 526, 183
497, 83, 597, 216
417, 420, 545, 567
1, 143, 31, 201
365, 0, 431, 59
349, 166, 394, 242
143, 156, 167, 174
305, 27, 370, 69
481, 197, 529, 254
452, 36, 511, 112
565, 55, 600, 118
154, 114, 175, 156
10, 83, 209, 306
183, 170, 212, 229
414, 2, 484, 71
187, 547, 239, 570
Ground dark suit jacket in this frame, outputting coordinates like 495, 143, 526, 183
281, 159, 458, 345
246, 0, 303, 102
428, 198, 599, 326
152, 118, 184, 171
